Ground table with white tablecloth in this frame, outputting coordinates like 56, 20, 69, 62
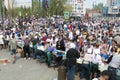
77, 58, 108, 72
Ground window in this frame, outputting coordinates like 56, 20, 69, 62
112, 9, 117, 12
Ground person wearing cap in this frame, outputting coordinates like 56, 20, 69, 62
66, 44, 80, 80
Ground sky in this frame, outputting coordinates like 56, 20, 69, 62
16, 0, 107, 9
85, 0, 107, 9
16, 0, 31, 4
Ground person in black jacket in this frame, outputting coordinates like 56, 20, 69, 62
66, 47, 80, 80
56, 37, 65, 51
55, 36, 65, 66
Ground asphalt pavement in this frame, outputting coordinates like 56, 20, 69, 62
0, 49, 57, 80
0, 49, 79, 80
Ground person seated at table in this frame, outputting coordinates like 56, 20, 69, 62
91, 43, 102, 79
80, 44, 92, 80
34, 43, 46, 61
46, 45, 55, 67
56, 36, 65, 51
55, 36, 65, 66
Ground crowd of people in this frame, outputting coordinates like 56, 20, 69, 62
0, 16, 120, 80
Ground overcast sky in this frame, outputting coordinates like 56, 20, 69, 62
85, 0, 107, 8
16, 0, 107, 9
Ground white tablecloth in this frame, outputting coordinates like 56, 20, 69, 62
30, 44, 45, 51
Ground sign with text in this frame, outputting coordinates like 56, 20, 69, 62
64, 12, 70, 19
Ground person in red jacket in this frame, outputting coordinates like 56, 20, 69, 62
68, 24, 72, 30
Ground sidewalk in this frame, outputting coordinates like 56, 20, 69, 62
0, 49, 57, 80
0, 49, 79, 80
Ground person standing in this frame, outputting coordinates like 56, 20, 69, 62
65, 38, 71, 52
4, 34, 10, 49
55, 36, 65, 66
32, 36, 38, 59
0, 33, 4, 50
108, 48, 120, 80
23, 36, 30, 59
91, 43, 102, 78
9, 35, 17, 64
66, 46, 80, 80
80, 44, 92, 80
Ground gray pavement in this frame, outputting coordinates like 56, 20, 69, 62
0, 49, 79, 80
0, 49, 57, 80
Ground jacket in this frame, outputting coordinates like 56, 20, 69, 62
66, 48, 80, 65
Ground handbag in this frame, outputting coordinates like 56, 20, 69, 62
116, 68, 120, 80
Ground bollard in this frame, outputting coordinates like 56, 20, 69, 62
58, 66, 66, 80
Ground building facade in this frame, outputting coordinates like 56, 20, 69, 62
107, 0, 120, 14
67, 0, 86, 16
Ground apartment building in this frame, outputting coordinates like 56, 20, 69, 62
67, 0, 86, 16
107, 0, 120, 14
